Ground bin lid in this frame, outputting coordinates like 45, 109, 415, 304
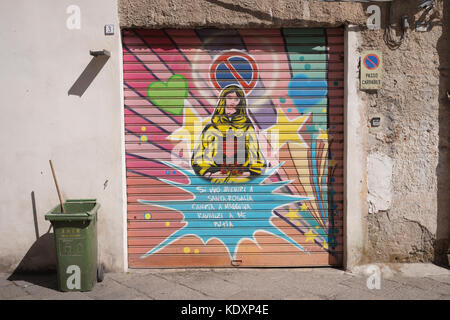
45, 199, 100, 221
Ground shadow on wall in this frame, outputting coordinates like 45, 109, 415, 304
7, 192, 58, 289
436, 0, 450, 268
68, 54, 110, 97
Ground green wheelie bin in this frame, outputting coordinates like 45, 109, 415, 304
45, 199, 104, 292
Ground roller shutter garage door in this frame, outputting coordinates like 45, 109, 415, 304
123, 28, 344, 267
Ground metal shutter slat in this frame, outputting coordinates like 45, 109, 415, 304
123, 28, 344, 268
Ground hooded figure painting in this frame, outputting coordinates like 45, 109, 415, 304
191, 85, 266, 183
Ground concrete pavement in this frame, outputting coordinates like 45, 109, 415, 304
1, 264, 449, 300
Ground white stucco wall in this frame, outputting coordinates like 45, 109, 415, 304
0, 0, 126, 272
367, 152, 393, 214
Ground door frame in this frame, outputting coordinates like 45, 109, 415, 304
118, 25, 366, 271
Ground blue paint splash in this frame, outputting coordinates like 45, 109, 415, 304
288, 74, 328, 114
138, 161, 313, 259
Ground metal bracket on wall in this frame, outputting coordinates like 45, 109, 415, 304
90, 49, 111, 57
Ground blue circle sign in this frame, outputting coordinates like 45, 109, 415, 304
363, 54, 380, 70
210, 51, 259, 94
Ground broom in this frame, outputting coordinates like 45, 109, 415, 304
49, 160, 66, 213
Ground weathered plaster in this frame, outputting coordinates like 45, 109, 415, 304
362, 1, 448, 265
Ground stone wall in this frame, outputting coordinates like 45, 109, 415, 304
361, 1, 449, 265
119, 0, 368, 28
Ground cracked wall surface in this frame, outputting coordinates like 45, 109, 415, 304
362, 1, 449, 266
118, 0, 449, 266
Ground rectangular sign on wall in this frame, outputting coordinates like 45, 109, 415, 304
360, 50, 383, 90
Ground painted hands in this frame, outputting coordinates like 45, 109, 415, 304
205, 170, 250, 183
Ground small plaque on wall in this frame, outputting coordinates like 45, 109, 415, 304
360, 50, 383, 90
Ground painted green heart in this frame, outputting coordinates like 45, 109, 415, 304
147, 74, 188, 115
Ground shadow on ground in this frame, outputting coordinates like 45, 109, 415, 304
7, 232, 58, 290
6, 191, 58, 289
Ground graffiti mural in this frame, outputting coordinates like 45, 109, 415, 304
123, 28, 344, 267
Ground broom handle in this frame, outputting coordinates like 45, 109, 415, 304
49, 160, 65, 213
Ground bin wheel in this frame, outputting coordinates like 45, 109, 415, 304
97, 263, 104, 282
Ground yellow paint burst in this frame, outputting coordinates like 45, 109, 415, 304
304, 229, 317, 243
265, 108, 308, 150
318, 128, 328, 141
168, 105, 209, 152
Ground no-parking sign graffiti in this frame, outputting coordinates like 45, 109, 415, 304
122, 28, 345, 268
361, 50, 383, 90
210, 50, 259, 94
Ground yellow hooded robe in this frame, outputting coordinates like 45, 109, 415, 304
191, 86, 266, 183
